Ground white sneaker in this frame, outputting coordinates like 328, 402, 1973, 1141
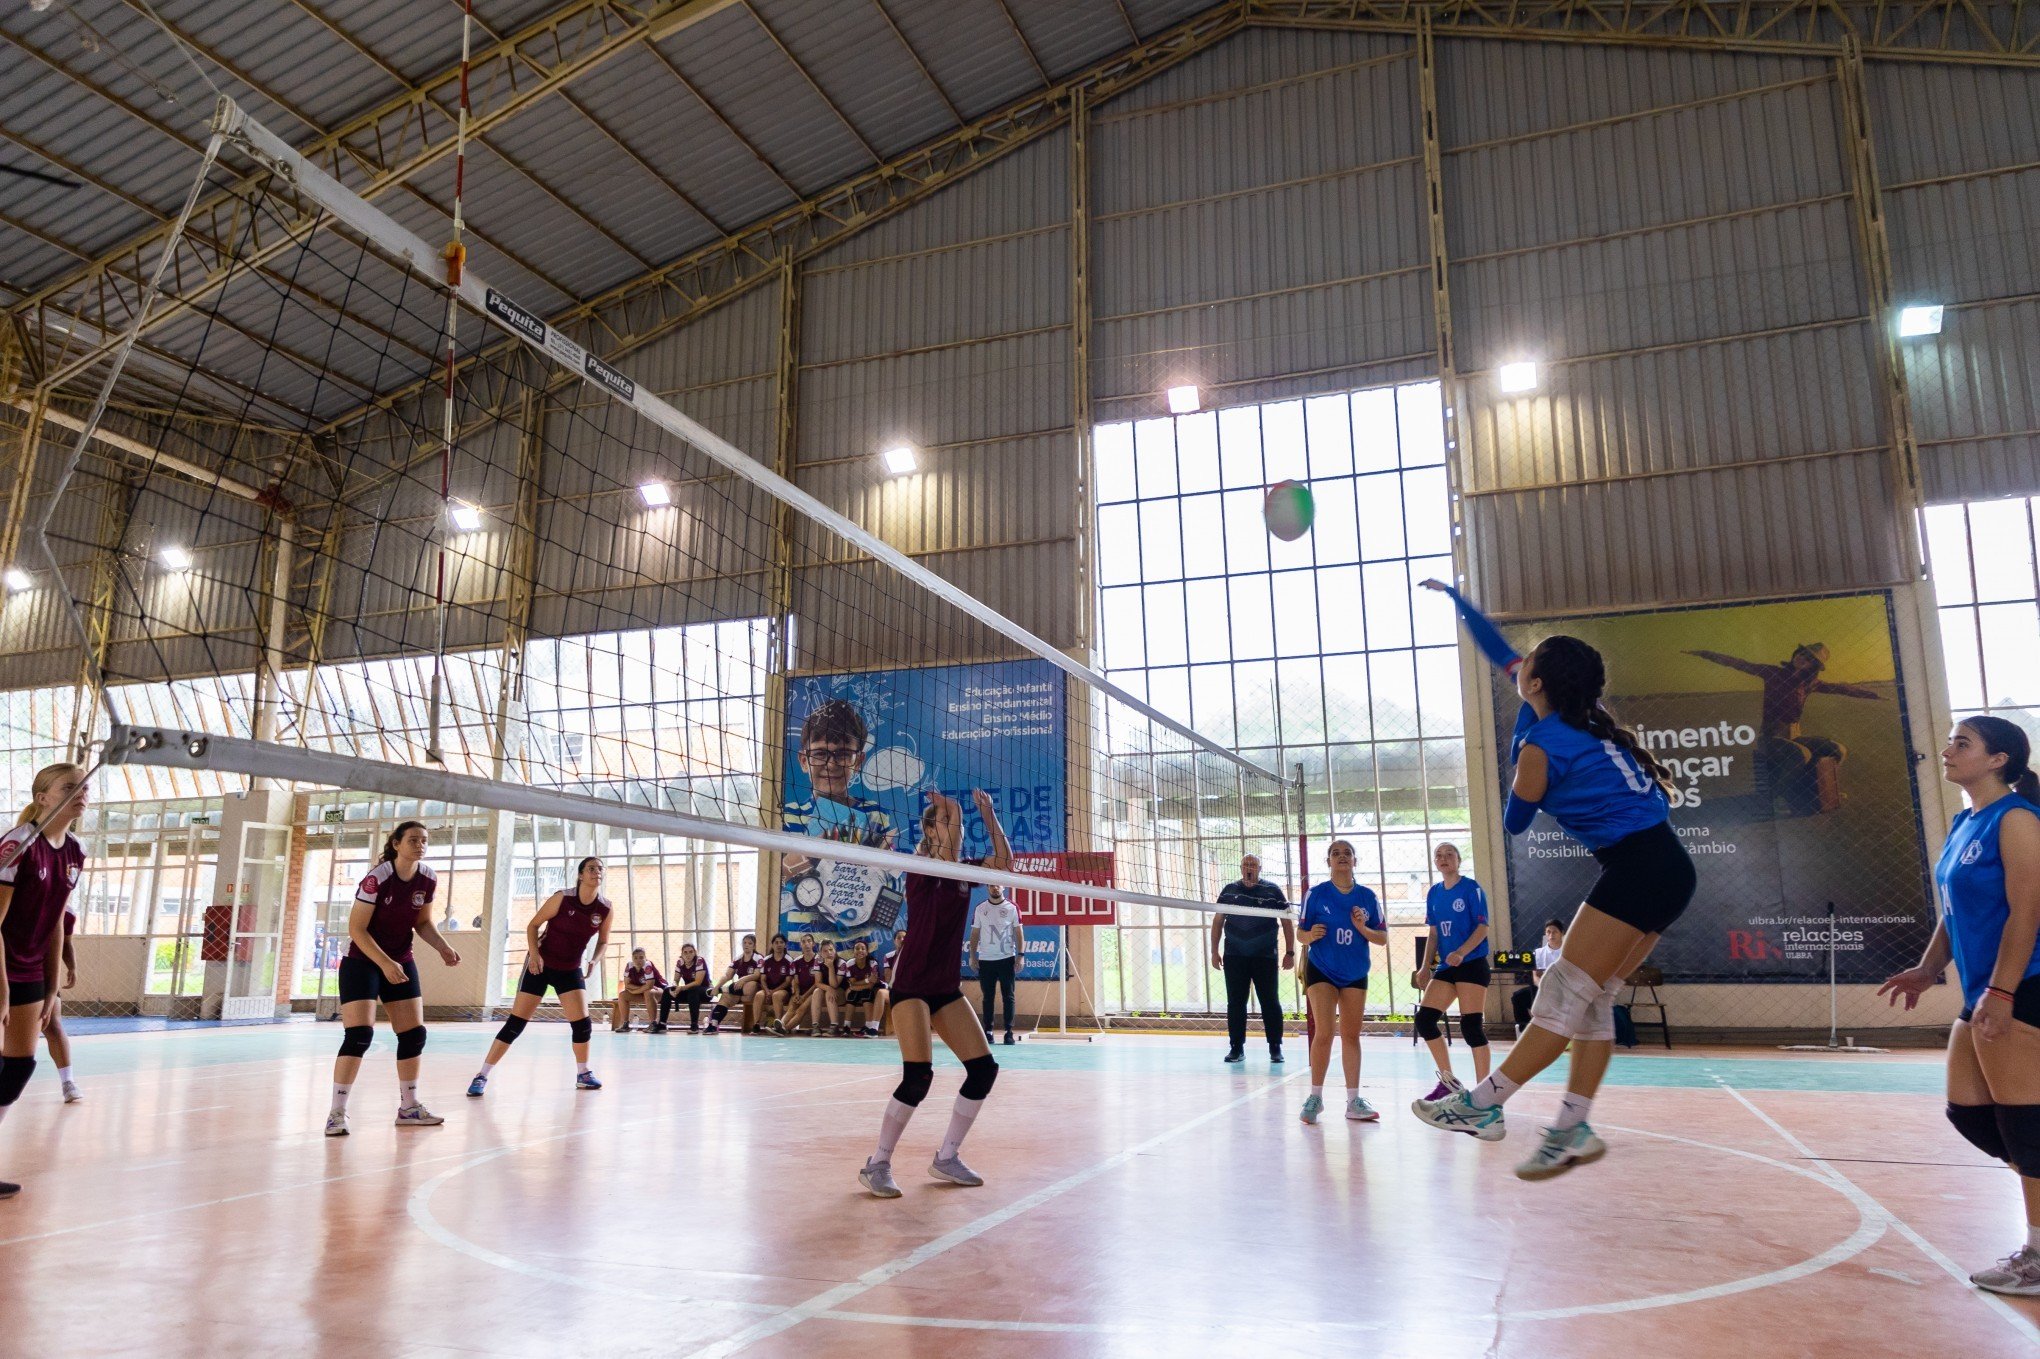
61, 1081, 82, 1104
1969, 1246, 2040, 1296
395, 1103, 444, 1127
1515, 1123, 1607, 1180
324, 1109, 349, 1137
859, 1158, 901, 1198
929, 1154, 984, 1187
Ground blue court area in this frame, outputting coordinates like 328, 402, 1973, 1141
60, 1020, 1951, 1095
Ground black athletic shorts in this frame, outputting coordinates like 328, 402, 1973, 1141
1584, 820, 1698, 936
6, 977, 47, 1007
518, 966, 586, 999
1432, 957, 1493, 988
889, 990, 966, 1014
1299, 959, 1367, 993
1959, 974, 2040, 1026
844, 986, 880, 1006
337, 953, 423, 1004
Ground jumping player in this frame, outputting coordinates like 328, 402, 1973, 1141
1297, 839, 1387, 1125
1879, 716, 2040, 1295
468, 857, 613, 1097
859, 789, 1011, 1197
328, 821, 462, 1136
0, 762, 89, 1197
1412, 581, 1696, 1179
1416, 843, 1492, 1097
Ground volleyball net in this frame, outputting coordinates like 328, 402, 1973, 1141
17, 94, 1295, 989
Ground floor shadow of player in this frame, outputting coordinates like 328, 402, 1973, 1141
1686, 643, 1883, 818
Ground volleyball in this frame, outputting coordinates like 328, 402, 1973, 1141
1263, 479, 1315, 541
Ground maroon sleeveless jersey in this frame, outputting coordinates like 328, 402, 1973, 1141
0, 825, 85, 984
537, 892, 611, 970
889, 863, 980, 999
346, 861, 436, 965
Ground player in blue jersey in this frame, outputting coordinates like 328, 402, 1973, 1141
1415, 843, 1493, 1098
1411, 581, 1696, 1179
1880, 715, 2040, 1296
1297, 840, 1388, 1126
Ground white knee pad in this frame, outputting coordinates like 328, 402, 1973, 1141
1529, 958, 1600, 1040
1580, 972, 1626, 1044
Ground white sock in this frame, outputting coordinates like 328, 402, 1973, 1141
1310, 1085, 1323, 1099
873, 1097, 916, 1165
1553, 1092, 1593, 1130
477, 1062, 495, 1079
399, 1079, 418, 1108
2026, 1223, 2040, 1252
938, 1094, 984, 1160
577, 1061, 591, 1074
330, 1083, 352, 1113
1469, 1071, 1520, 1109
56, 1067, 73, 1084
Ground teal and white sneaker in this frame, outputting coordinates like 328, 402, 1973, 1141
395, 1103, 444, 1128
1345, 1095, 1379, 1122
1412, 1089, 1506, 1141
1300, 1093, 1324, 1125
1515, 1123, 1607, 1180
466, 1073, 488, 1098
575, 1070, 603, 1091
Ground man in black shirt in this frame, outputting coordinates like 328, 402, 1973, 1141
1209, 854, 1295, 1064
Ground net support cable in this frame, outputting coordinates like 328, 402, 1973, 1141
217, 97, 1283, 787
105, 724, 1292, 919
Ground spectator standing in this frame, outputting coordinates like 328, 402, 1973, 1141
1209, 854, 1294, 1065
968, 886, 1025, 1046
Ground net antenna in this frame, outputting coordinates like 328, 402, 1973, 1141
49, 95, 1292, 922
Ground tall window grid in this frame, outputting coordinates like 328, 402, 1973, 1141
1094, 381, 1473, 1017
1923, 497, 2040, 731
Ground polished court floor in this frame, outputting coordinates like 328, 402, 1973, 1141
1, 1021, 2035, 1358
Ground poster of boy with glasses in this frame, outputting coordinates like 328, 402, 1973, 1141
781, 698, 904, 958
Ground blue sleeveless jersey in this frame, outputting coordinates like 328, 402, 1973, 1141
1518, 707, 1670, 851
1936, 794, 2040, 1010
1302, 880, 1383, 988
1426, 878, 1489, 961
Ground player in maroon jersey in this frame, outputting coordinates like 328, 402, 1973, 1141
780, 932, 821, 1034
0, 761, 89, 1198
327, 821, 461, 1136
706, 933, 762, 1034
468, 857, 615, 1097
842, 940, 882, 1033
860, 788, 1011, 1198
760, 934, 797, 1033
37, 909, 81, 1103
657, 942, 712, 1032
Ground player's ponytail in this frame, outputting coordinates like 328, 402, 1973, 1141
18, 762, 84, 827
1961, 716, 2040, 802
1530, 636, 1674, 792
380, 819, 427, 865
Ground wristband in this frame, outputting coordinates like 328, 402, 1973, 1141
1985, 985, 2016, 1002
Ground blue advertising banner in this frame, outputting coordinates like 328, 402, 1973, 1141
778, 659, 1066, 980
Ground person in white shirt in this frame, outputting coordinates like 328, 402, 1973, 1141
967, 885, 1025, 1046
1513, 919, 1567, 1035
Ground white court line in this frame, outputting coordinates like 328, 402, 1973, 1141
1714, 1078, 2040, 1348
675, 1075, 1304, 1359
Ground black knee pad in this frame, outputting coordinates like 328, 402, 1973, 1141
338, 1025, 373, 1059
0, 1054, 35, 1106
1415, 1006, 1444, 1041
570, 1017, 593, 1044
1947, 1103, 2006, 1161
1994, 1103, 2040, 1178
394, 1026, 427, 1061
893, 1060, 934, 1107
710, 1003, 729, 1023
960, 1053, 1000, 1100
1459, 1014, 1489, 1048
495, 1015, 529, 1046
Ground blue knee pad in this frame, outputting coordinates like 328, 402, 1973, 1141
569, 1017, 593, 1044
338, 1025, 373, 1059
1995, 1104, 2040, 1178
394, 1026, 427, 1061
0, 1054, 34, 1106
893, 1060, 934, 1107
495, 1015, 528, 1046
960, 1053, 999, 1100
1414, 1006, 1445, 1041
1459, 1014, 1489, 1048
